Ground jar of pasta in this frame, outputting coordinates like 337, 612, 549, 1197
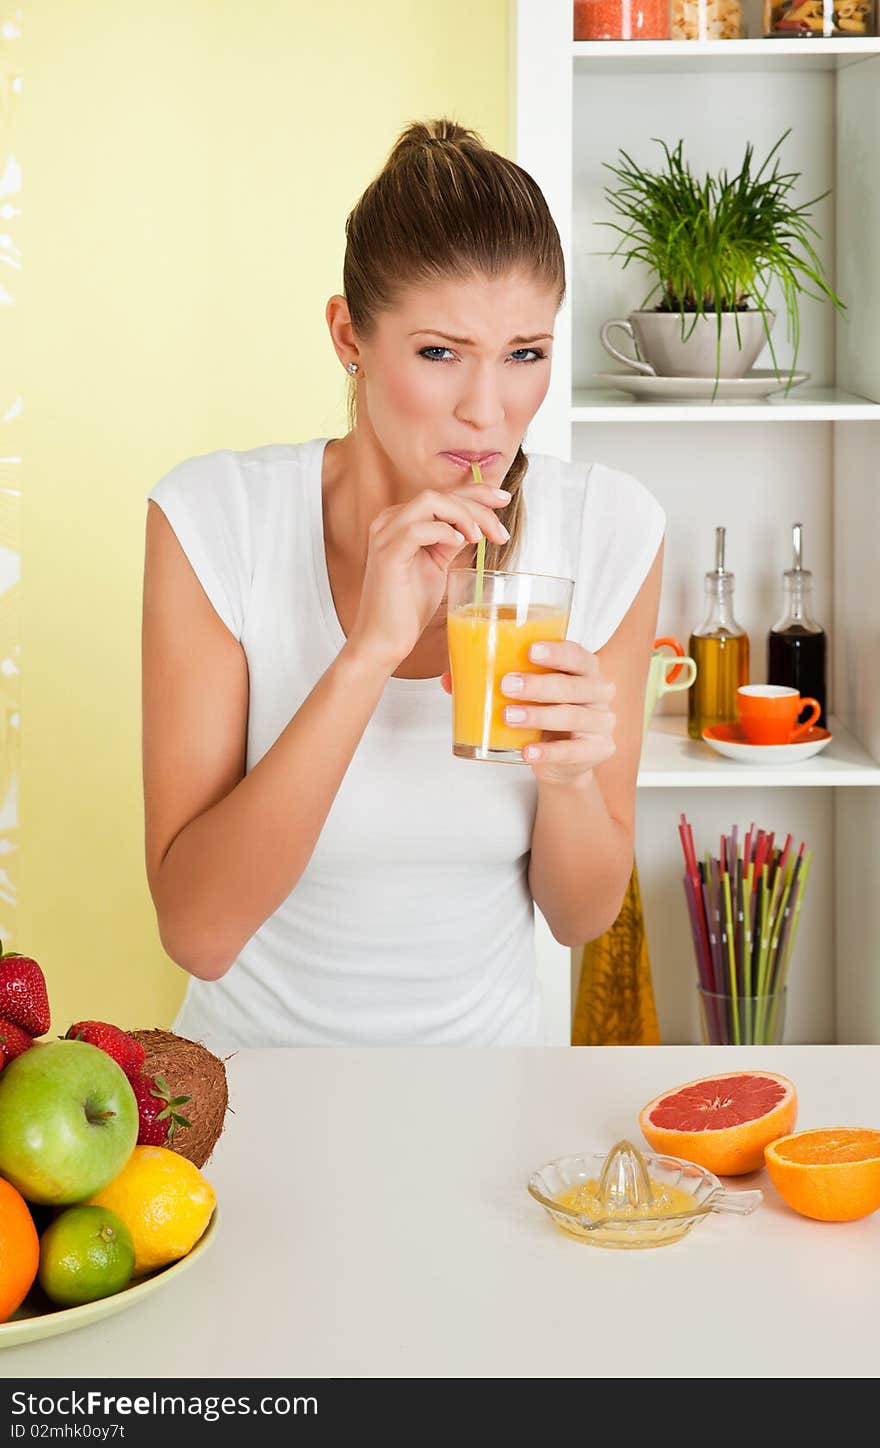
764, 0, 874, 33
574, 0, 671, 37
671, 0, 745, 35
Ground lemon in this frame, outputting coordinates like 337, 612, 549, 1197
87, 1145, 216, 1276
38, 1205, 135, 1307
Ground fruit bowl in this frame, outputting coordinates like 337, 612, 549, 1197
528, 1147, 761, 1249
0, 1208, 219, 1348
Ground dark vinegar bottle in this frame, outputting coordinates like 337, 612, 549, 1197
767, 522, 827, 729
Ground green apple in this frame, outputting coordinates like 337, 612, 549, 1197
0, 1039, 138, 1204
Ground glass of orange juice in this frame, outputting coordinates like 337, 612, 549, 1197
447, 569, 575, 763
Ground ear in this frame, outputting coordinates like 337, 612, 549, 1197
326, 294, 360, 371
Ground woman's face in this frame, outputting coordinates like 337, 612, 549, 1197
356, 270, 558, 485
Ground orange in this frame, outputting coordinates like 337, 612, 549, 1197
639, 1070, 798, 1176
0, 1177, 40, 1322
764, 1128, 880, 1222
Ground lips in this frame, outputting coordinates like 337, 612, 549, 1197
442, 450, 500, 469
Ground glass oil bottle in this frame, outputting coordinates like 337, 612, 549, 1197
767, 522, 827, 729
688, 526, 750, 740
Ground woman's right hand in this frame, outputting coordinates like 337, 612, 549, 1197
346, 481, 512, 673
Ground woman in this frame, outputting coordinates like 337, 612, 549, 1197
142, 118, 665, 1050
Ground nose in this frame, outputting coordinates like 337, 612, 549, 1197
453, 363, 505, 432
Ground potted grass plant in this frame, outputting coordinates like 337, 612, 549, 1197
596, 131, 845, 395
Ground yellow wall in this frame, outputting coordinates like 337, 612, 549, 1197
18, 1, 510, 1036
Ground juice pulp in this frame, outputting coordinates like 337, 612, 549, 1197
447, 603, 569, 753
556, 1178, 697, 1219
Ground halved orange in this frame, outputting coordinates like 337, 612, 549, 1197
764, 1128, 880, 1222
639, 1070, 797, 1176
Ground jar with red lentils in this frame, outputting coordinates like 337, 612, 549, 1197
574, 0, 671, 38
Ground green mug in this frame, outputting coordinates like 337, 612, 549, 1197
643, 636, 698, 739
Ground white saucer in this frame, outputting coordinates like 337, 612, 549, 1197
594, 369, 810, 402
702, 723, 832, 765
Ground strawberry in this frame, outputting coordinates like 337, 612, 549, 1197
0, 1017, 34, 1066
65, 1020, 146, 1077
130, 1072, 192, 1147
0, 946, 50, 1037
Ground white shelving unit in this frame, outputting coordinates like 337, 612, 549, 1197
513, 0, 880, 1046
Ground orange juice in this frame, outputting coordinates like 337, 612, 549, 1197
448, 603, 569, 756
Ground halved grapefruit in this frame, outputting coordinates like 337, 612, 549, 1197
639, 1070, 797, 1176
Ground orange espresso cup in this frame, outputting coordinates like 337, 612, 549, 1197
736, 684, 821, 746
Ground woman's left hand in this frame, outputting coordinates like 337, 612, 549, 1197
441, 639, 617, 785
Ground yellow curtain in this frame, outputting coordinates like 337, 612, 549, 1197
572, 861, 660, 1045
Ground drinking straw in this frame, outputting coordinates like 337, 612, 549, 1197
764, 845, 816, 1042
471, 461, 486, 610
773, 848, 806, 994
743, 860, 753, 1000
678, 820, 712, 988
683, 872, 712, 992
700, 871, 720, 997
767, 850, 812, 1042
722, 868, 740, 1044
767, 851, 797, 989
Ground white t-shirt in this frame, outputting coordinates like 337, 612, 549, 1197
147, 438, 665, 1050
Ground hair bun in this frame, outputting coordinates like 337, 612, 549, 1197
388, 117, 484, 164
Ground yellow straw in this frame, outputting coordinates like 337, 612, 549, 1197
471, 460, 486, 610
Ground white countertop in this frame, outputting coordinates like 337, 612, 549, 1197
2, 1045, 878, 1379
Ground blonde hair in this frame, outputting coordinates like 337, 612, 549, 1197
343, 118, 565, 571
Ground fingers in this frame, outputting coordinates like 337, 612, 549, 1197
368, 485, 512, 553
502, 703, 616, 736
523, 733, 617, 768
499, 669, 615, 706
404, 521, 471, 553
426, 487, 511, 547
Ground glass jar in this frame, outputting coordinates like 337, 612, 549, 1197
574, 0, 671, 38
764, 0, 875, 34
671, 0, 745, 36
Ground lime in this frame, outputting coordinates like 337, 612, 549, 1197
38, 1205, 135, 1307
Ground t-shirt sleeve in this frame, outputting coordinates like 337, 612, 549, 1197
574, 461, 666, 653
147, 450, 252, 640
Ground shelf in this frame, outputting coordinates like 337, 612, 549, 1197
572, 386, 880, 423
573, 39, 880, 73
637, 715, 880, 787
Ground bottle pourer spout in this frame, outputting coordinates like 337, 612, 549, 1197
714, 526, 726, 575
792, 522, 803, 572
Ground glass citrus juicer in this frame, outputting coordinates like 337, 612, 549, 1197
528, 1138, 762, 1249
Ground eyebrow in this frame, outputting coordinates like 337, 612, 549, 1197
409, 330, 554, 346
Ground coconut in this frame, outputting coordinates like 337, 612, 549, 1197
127, 1028, 230, 1168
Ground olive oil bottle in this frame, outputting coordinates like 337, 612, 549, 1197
767, 523, 827, 729
688, 526, 750, 740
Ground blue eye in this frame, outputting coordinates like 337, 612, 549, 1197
418, 345, 548, 364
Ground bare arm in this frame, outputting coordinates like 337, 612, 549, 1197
527, 543, 663, 945
142, 479, 510, 980
142, 503, 390, 980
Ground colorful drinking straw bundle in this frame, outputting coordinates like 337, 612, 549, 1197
677, 814, 813, 1045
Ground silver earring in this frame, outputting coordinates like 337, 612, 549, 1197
346, 362, 359, 376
